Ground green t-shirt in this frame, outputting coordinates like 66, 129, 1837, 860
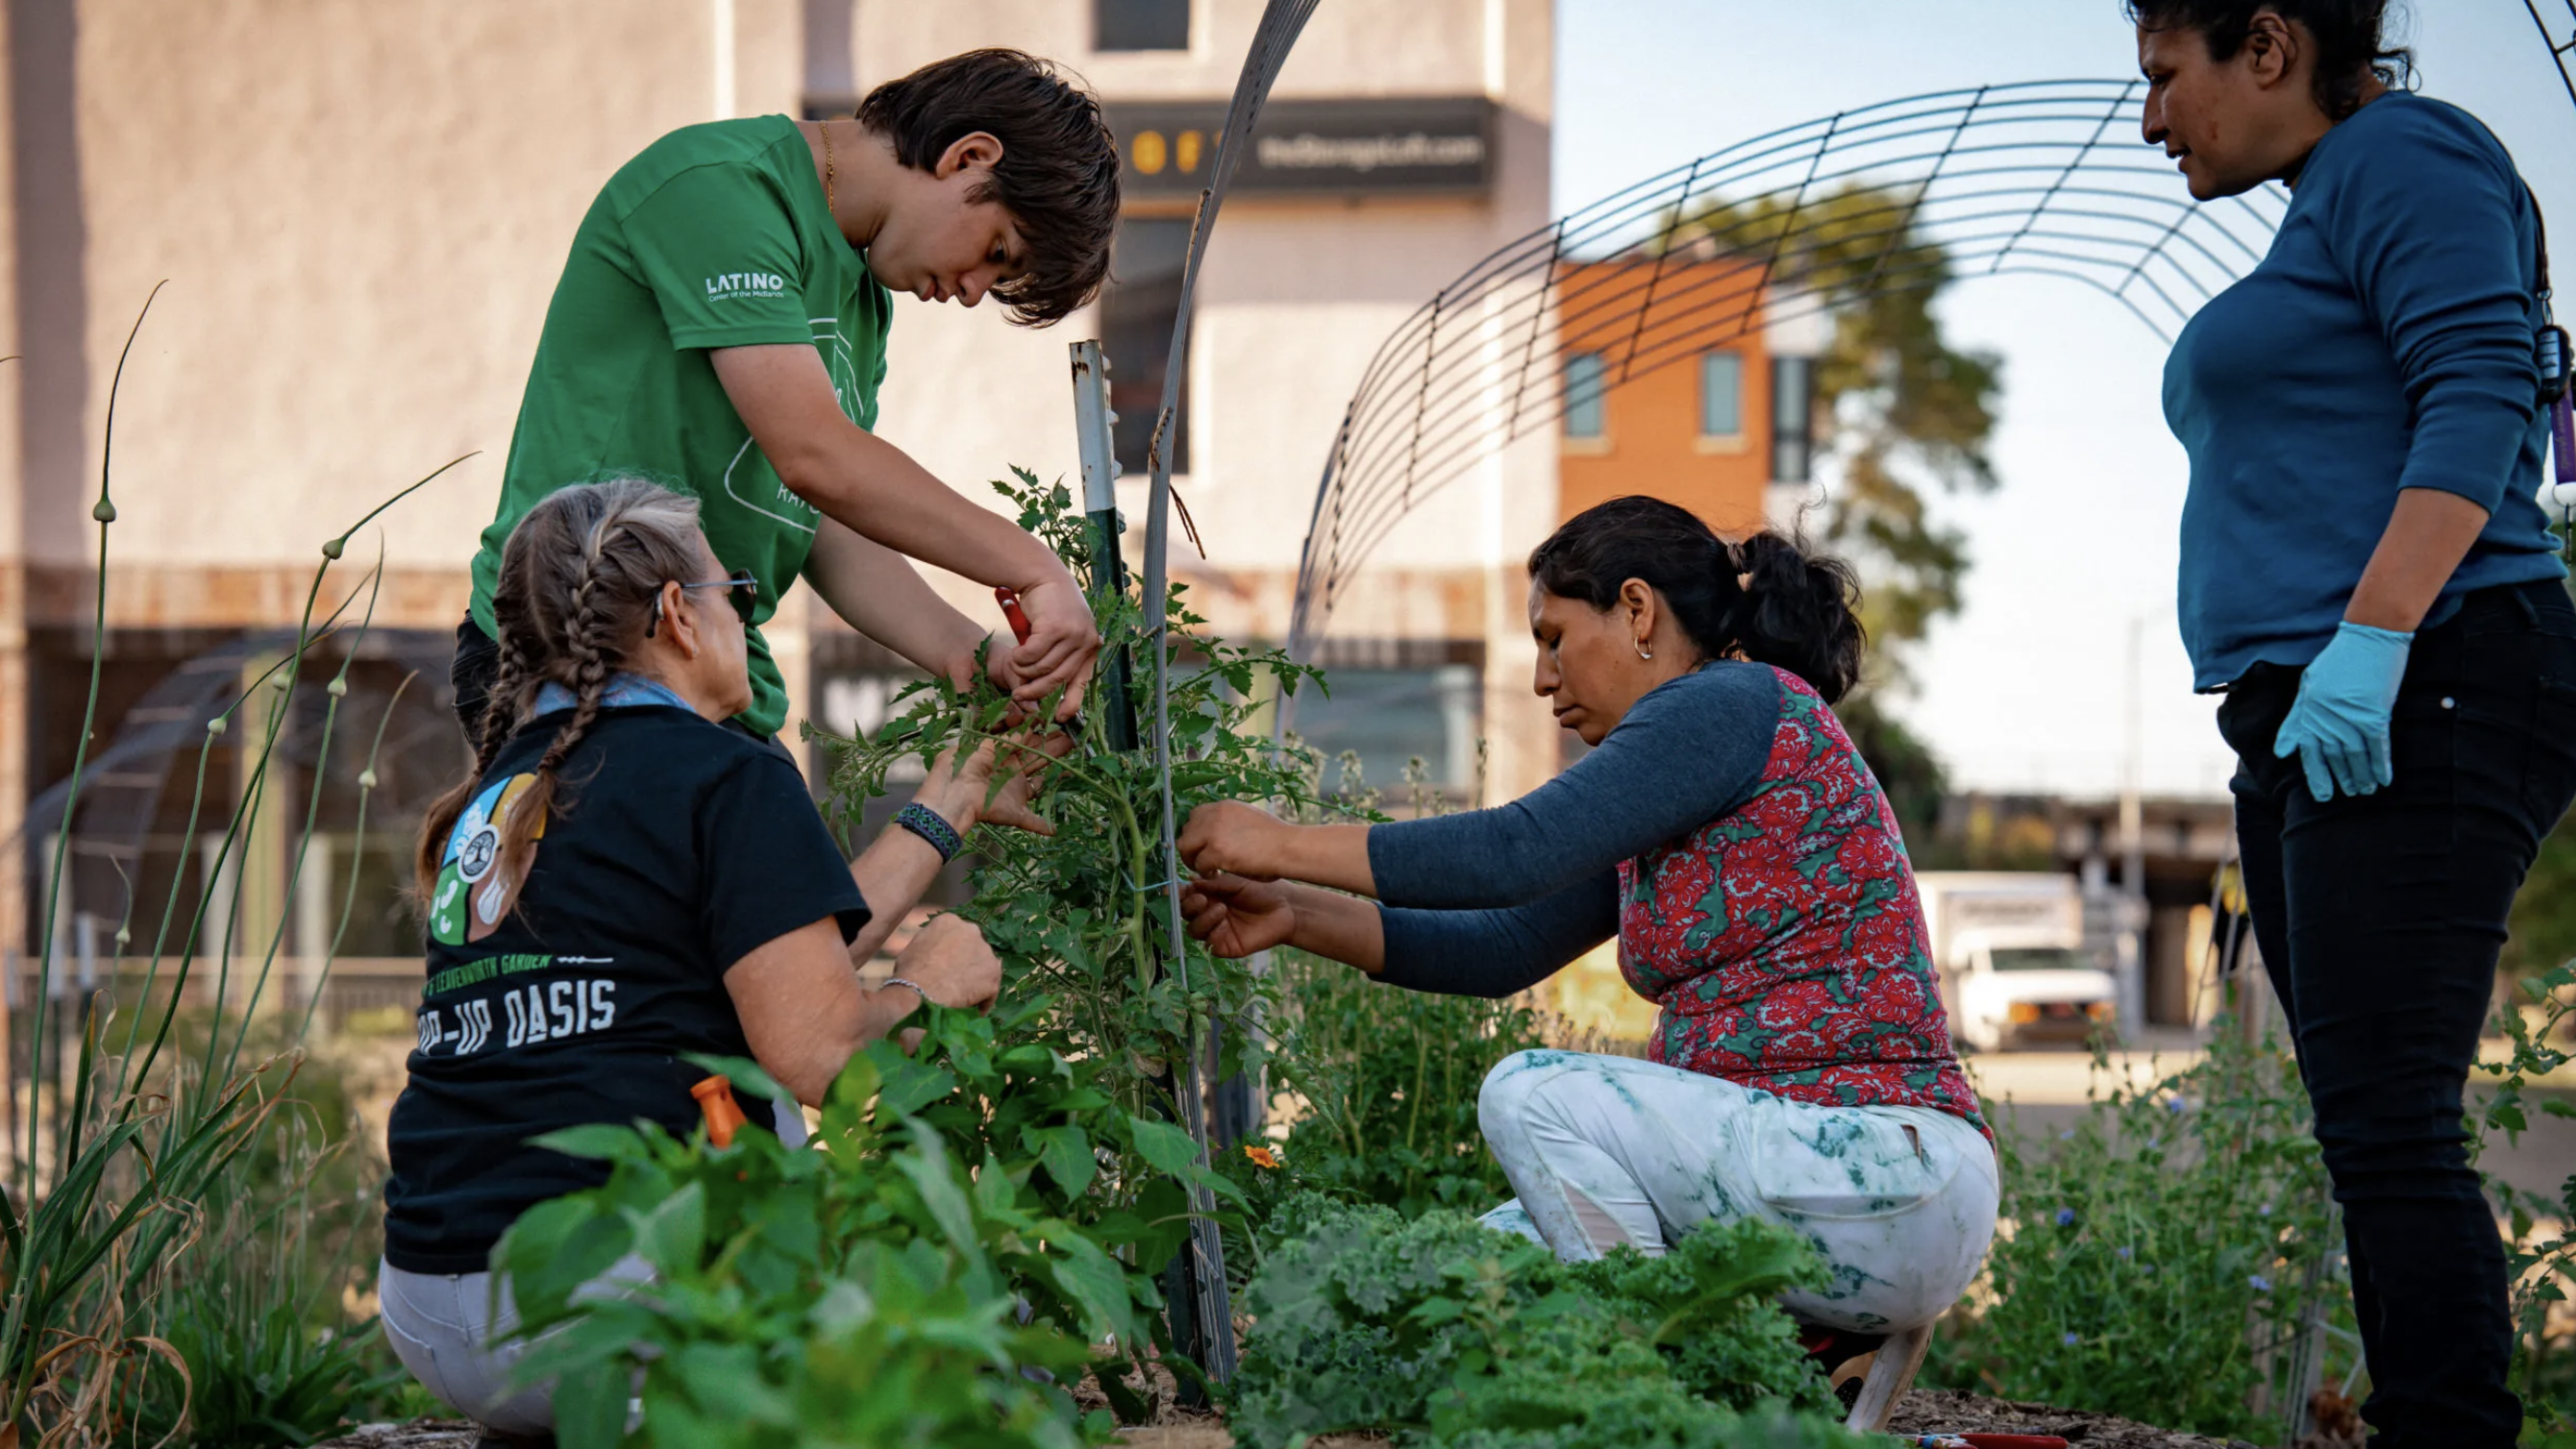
471, 114, 893, 738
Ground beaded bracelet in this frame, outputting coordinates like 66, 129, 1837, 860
894, 801, 964, 862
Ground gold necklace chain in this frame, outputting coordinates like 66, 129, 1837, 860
821, 119, 837, 217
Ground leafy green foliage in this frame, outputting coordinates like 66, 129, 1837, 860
491, 1002, 1207, 1447
1261, 757, 1547, 1221
1269, 948, 1544, 1218
152, 1306, 404, 1449
1673, 183, 2001, 665
2471, 961, 2576, 1431
821, 469, 1336, 1119
1228, 1199, 1858, 1449
1925, 1026, 2346, 1440
126, 1036, 412, 1447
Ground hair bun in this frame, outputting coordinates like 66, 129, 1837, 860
1527, 496, 1868, 704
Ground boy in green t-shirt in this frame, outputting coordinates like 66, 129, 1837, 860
458, 49, 1118, 744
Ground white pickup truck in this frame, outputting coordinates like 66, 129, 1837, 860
1915, 872, 2117, 1052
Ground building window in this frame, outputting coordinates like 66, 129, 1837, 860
1698, 351, 1743, 438
1771, 355, 1814, 482
1563, 352, 1608, 440
1096, 0, 1189, 51
1102, 216, 1191, 476
1293, 664, 1482, 794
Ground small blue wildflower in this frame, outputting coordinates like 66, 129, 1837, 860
2060, 1129, 2076, 1142
2167, 1094, 2190, 1115
2249, 1274, 2272, 1292
2063, 1331, 2080, 1346
2258, 1203, 2272, 1216
2146, 1134, 2160, 1148
2055, 1207, 2077, 1227
2117, 1245, 2133, 1259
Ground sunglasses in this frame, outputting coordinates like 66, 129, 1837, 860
648, 570, 758, 636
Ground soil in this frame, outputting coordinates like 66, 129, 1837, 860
1888, 1389, 2262, 1447
310, 1388, 2309, 1448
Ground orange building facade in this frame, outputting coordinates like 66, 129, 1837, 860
1553, 257, 1818, 535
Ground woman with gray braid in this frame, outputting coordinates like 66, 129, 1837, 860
378, 479, 1062, 1444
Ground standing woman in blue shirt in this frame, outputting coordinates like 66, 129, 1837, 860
2138, 2, 2575, 1441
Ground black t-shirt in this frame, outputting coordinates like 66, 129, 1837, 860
383, 702, 867, 1273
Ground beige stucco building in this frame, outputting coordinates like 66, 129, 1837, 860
0, 0, 1558, 1011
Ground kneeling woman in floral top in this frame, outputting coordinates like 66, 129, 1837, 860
1178, 495, 1995, 1336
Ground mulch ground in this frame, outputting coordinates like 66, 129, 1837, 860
311, 1388, 2322, 1448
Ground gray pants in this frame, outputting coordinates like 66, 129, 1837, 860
1473, 1049, 1998, 1333
377, 1255, 651, 1437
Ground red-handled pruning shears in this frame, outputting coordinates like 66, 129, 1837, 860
1909, 1436, 2069, 1448
995, 587, 1084, 741
995, 586, 1034, 645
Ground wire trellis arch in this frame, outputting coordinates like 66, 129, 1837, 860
2528, 0, 2576, 111
1280, 78, 2292, 671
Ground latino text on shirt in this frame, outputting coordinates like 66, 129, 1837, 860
468, 114, 894, 738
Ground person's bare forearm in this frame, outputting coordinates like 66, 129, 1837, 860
787, 983, 926, 1104
2344, 488, 2493, 632
1283, 882, 1388, 973
1276, 823, 1378, 896
792, 428, 1070, 592
805, 519, 989, 683
708, 346, 1071, 595
844, 780, 978, 964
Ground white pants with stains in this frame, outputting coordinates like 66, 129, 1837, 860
1474, 1048, 1999, 1333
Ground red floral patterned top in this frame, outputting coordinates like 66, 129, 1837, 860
1618, 669, 1985, 1135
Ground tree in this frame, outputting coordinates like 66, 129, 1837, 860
1673, 182, 2003, 658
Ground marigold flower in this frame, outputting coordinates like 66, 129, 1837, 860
1244, 1144, 1280, 1169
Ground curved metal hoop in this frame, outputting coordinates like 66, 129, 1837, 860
1281, 78, 2292, 670
2527, 0, 2576, 111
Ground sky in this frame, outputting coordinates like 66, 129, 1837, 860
1551, 0, 2576, 798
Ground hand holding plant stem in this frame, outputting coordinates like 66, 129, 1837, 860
917, 726, 1073, 837
1183, 872, 1388, 973
892, 913, 1003, 1013
1182, 873, 1301, 957
1178, 799, 1376, 894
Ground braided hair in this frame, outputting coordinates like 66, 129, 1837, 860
1526, 495, 1867, 704
413, 479, 706, 906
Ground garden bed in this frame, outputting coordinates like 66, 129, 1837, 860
310, 1389, 2271, 1449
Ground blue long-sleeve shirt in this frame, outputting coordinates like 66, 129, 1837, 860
1364, 663, 1783, 996
2164, 93, 2564, 691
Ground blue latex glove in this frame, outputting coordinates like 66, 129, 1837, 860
2273, 622, 2413, 802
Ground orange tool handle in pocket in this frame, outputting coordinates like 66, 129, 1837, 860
690, 1074, 749, 1148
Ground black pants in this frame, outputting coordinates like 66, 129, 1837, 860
448, 617, 794, 763
2219, 577, 2576, 1448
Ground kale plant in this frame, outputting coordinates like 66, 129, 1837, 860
1228, 1199, 1859, 1449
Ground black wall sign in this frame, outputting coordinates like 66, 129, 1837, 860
1102, 96, 1496, 200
